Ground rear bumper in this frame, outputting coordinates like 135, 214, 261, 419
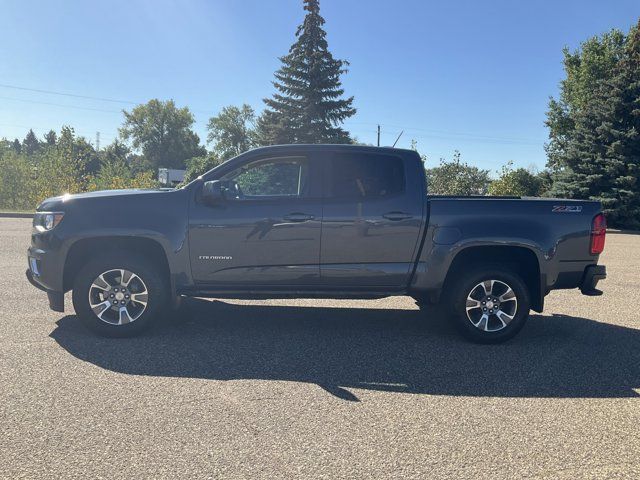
26, 269, 64, 312
580, 264, 606, 296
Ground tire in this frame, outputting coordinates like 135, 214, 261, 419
446, 264, 530, 344
72, 251, 169, 337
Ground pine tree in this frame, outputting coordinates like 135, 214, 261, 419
607, 21, 640, 227
11, 138, 21, 154
22, 129, 40, 156
551, 21, 640, 228
257, 0, 356, 145
44, 130, 57, 146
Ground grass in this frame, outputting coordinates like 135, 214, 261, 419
0, 209, 33, 217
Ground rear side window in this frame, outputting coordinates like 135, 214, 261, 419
328, 153, 405, 199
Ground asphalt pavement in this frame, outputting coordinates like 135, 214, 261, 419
1, 217, 639, 479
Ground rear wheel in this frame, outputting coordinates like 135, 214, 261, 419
72, 252, 168, 337
447, 265, 530, 343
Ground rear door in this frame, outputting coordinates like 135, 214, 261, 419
319, 151, 424, 287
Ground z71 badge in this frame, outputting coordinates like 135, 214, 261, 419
552, 205, 583, 213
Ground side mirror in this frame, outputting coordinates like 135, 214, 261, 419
202, 180, 225, 205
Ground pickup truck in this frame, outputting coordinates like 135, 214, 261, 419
26, 144, 607, 343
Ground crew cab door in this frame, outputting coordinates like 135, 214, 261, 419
188, 153, 322, 286
319, 151, 424, 287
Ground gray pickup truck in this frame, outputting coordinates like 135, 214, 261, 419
26, 144, 607, 343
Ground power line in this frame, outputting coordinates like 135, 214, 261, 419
0, 83, 544, 146
345, 123, 544, 145
0, 122, 117, 143
0, 83, 219, 116
344, 121, 544, 145
0, 83, 138, 105
397, 126, 542, 144
0, 96, 122, 114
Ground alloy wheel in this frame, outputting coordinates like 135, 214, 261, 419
88, 269, 149, 325
465, 279, 518, 332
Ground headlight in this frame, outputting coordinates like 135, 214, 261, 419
33, 212, 65, 232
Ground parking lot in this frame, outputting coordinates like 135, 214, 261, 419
1, 217, 639, 479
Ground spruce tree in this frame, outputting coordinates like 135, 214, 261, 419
22, 129, 40, 156
44, 130, 57, 146
551, 21, 640, 228
545, 30, 625, 173
607, 21, 640, 227
11, 138, 21, 154
257, 0, 355, 145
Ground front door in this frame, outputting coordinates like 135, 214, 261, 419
189, 154, 322, 286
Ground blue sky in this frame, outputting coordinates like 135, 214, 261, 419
1, 0, 638, 172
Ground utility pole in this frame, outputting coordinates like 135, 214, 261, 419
377, 125, 381, 147
95, 131, 100, 151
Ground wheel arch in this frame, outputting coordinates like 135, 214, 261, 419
63, 236, 172, 294
442, 245, 543, 312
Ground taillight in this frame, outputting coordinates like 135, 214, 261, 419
590, 213, 606, 255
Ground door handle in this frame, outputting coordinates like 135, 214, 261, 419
284, 213, 315, 222
383, 211, 413, 221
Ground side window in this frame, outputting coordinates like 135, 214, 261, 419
221, 156, 309, 199
329, 153, 405, 199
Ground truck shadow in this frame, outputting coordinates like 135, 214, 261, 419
50, 298, 640, 401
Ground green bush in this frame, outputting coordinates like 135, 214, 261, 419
425, 151, 491, 196
183, 154, 224, 184
488, 162, 545, 197
0, 150, 37, 210
0, 138, 159, 211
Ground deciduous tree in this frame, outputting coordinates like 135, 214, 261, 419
183, 154, 224, 183
425, 151, 491, 196
207, 104, 256, 159
488, 162, 544, 197
119, 99, 205, 170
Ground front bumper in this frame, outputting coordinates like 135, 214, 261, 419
26, 269, 64, 312
27, 238, 66, 313
580, 264, 606, 296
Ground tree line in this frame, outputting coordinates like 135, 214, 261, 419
425, 17, 640, 217
546, 20, 640, 229
1, 0, 638, 229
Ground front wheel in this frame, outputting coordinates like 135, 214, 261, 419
72, 252, 169, 337
447, 265, 531, 344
